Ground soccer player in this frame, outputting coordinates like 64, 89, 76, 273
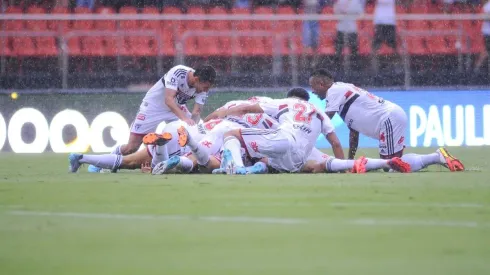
308, 68, 465, 172
68, 119, 222, 173
114, 64, 216, 156
152, 99, 279, 175
210, 88, 346, 174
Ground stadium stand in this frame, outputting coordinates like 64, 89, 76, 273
0, 1, 488, 88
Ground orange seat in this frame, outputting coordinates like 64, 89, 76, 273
205, 7, 231, 56
49, 6, 70, 34
318, 20, 337, 55
252, 7, 273, 56
90, 7, 117, 56
231, 8, 252, 56
0, 37, 12, 56
426, 20, 455, 54
405, 20, 428, 55
182, 7, 205, 56
36, 36, 58, 56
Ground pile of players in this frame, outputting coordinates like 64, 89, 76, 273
68, 64, 464, 175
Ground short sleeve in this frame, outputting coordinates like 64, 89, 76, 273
163, 68, 179, 91
194, 92, 208, 105
325, 85, 346, 113
322, 114, 335, 135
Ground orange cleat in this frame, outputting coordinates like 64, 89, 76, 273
389, 157, 412, 173
142, 132, 172, 146
352, 156, 367, 174
437, 147, 465, 172
177, 126, 189, 147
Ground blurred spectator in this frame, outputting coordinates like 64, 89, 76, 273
235, 0, 251, 8
302, 0, 324, 68
76, 0, 95, 9
372, 0, 396, 52
474, 0, 490, 72
334, 0, 363, 61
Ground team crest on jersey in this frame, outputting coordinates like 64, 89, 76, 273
249, 141, 259, 153
398, 136, 405, 145
201, 141, 213, 148
380, 132, 385, 142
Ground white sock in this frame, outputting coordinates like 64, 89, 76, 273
401, 153, 440, 172
365, 158, 390, 171
80, 154, 122, 170
177, 156, 194, 173
189, 144, 210, 166
223, 136, 245, 167
151, 145, 169, 168
185, 132, 199, 151
111, 145, 122, 155
325, 158, 355, 173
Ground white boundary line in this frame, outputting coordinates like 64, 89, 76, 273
4, 210, 490, 229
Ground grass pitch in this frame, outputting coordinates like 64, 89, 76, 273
0, 147, 489, 275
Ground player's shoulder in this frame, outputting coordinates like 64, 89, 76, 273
166, 65, 194, 78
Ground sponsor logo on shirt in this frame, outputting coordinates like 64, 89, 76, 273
136, 114, 146, 121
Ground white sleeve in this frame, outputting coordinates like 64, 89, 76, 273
194, 92, 208, 105
322, 114, 335, 135
325, 86, 345, 113
163, 68, 179, 91
258, 100, 282, 118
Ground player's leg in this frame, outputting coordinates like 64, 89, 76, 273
220, 128, 288, 174
68, 148, 151, 173
112, 113, 163, 156
401, 148, 464, 172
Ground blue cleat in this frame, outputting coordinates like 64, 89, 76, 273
152, 155, 181, 175
68, 153, 83, 173
87, 165, 102, 173
246, 162, 268, 174
220, 149, 235, 174
234, 167, 247, 175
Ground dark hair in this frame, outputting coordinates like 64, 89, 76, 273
287, 87, 310, 101
310, 68, 334, 80
194, 65, 216, 84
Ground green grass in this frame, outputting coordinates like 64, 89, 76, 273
0, 147, 489, 275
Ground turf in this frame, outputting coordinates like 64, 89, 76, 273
0, 147, 489, 275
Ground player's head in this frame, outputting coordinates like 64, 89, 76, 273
194, 65, 216, 92
309, 69, 334, 100
287, 87, 310, 101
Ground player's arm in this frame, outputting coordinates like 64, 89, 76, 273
164, 88, 195, 124
348, 129, 359, 159
191, 103, 203, 123
220, 103, 264, 118
204, 108, 220, 122
191, 92, 208, 123
326, 132, 345, 160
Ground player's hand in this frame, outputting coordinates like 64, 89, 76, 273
183, 118, 196, 126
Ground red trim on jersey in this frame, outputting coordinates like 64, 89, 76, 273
278, 104, 288, 110
146, 146, 152, 158
238, 128, 251, 158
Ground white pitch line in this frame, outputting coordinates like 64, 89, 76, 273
6, 210, 306, 225
5, 210, 490, 229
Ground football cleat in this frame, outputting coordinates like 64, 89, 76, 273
221, 149, 235, 175
437, 147, 465, 172
352, 156, 367, 174
177, 126, 189, 147
68, 153, 83, 173
143, 132, 173, 146
388, 157, 412, 173
152, 156, 181, 175
87, 165, 102, 173
245, 162, 268, 174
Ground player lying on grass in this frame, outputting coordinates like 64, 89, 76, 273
68, 119, 221, 173
208, 88, 411, 175
149, 98, 280, 175
309, 68, 465, 172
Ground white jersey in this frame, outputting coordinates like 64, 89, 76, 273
139, 65, 208, 115
325, 82, 395, 139
219, 100, 278, 130
259, 98, 335, 156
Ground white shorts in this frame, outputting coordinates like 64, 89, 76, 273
198, 120, 243, 156
379, 105, 407, 156
239, 128, 305, 173
130, 105, 192, 135
307, 148, 329, 163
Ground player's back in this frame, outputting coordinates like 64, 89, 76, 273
326, 82, 395, 138
140, 65, 195, 113
260, 97, 331, 154
221, 100, 278, 130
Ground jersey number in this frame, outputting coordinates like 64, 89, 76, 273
293, 103, 314, 124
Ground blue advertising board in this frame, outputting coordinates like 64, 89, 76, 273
308, 90, 490, 149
